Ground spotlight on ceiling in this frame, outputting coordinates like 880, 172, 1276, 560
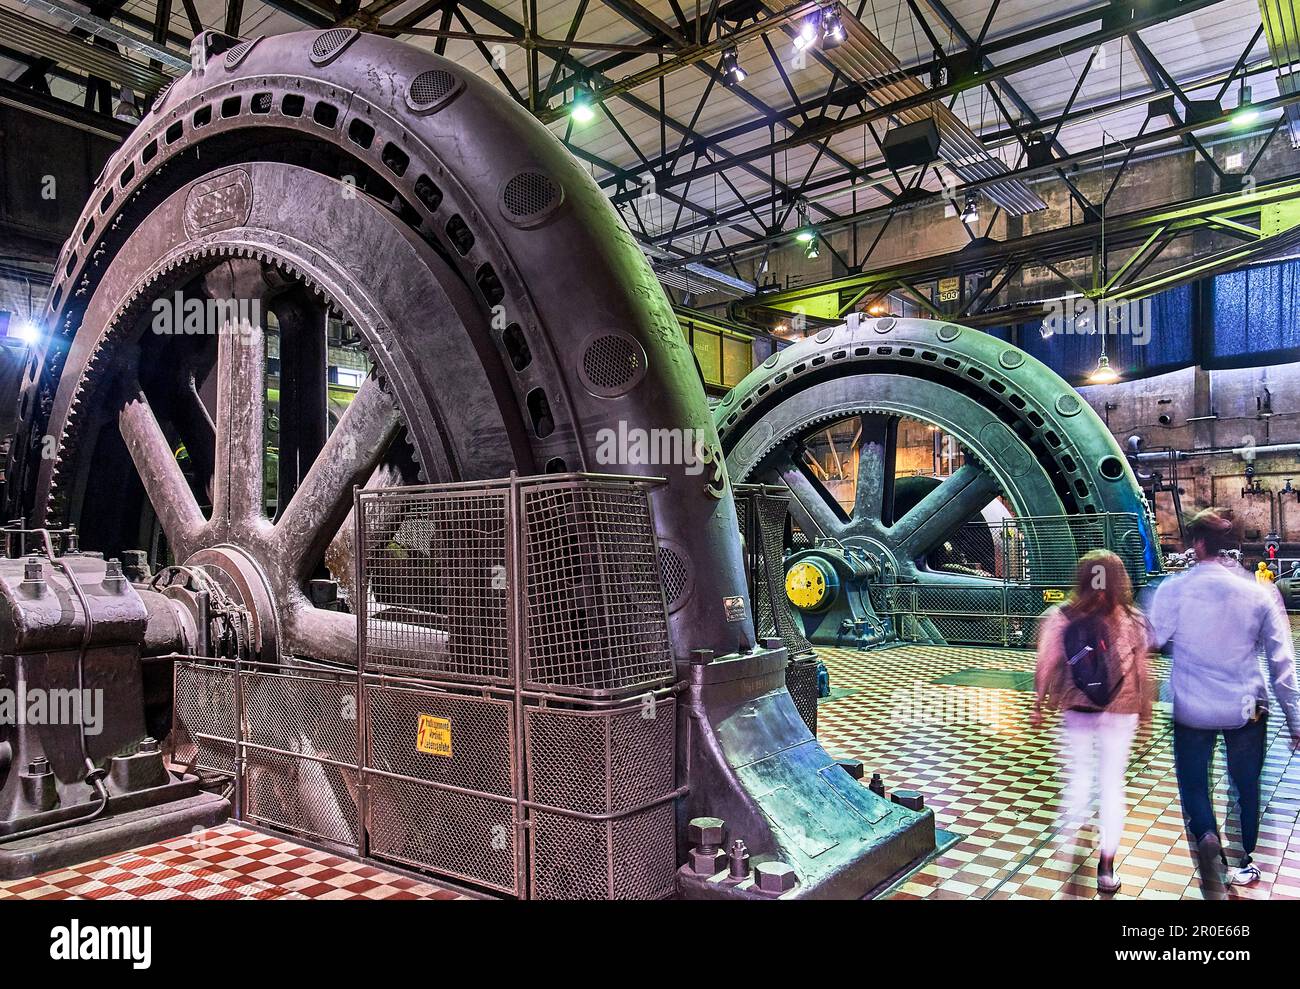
820, 5, 845, 49
1233, 84, 1260, 127
1088, 353, 1120, 384
720, 46, 746, 85
804, 234, 820, 259
793, 17, 819, 53
570, 83, 596, 124
959, 192, 980, 225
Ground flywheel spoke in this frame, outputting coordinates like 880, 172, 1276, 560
771, 446, 847, 539
850, 413, 897, 526
890, 461, 999, 563
273, 375, 401, 581
210, 266, 270, 526
118, 381, 206, 559
282, 602, 359, 667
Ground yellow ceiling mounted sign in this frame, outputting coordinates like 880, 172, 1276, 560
416, 714, 452, 757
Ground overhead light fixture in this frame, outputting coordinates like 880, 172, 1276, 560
820, 5, 845, 49
1233, 84, 1260, 127
959, 192, 980, 225
793, 200, 816, 244
1088, 353, 1120, 384
793, 17, 819, 53
570, 82, 596, 124
12, 318, 41, 347
113, 86, 139, 124
804, 234, 820, 259
720, 46, 746, 85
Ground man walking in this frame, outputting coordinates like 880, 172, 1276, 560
1149, 509, 1300, 892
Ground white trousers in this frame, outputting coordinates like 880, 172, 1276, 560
1061, 710, 1138, 856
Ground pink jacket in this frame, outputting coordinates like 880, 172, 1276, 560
1035, 605, 1153, 718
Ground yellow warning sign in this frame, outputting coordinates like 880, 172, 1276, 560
1042, 589, 1066, 603
416, 714, 452, 757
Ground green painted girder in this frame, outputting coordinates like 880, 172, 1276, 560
741, 174, 1300, 322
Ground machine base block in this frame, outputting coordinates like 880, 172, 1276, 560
0, 790, 230, 880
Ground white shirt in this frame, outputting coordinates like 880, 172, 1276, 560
1149, 559, 1300, 731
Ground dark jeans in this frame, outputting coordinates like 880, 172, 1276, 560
1173, 713, 1268, 865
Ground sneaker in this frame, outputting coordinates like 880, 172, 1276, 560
1227, 863, 1262, 886
1195, 832, 1226, 895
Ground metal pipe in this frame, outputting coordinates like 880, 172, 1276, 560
1133, 442, 1300, 460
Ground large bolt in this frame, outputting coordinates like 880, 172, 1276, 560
688, 816, 724, 848
754, 861, 798, 895
27, 756, 51, 776
23, 557, 43, 582
138, 737, 161, 754
687, 816, 728, 877
103, 558, 128, 593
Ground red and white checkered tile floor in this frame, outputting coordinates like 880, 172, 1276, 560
0, 825, 469, 900
816, 634, 1300, 900
4, 627, 1298, 900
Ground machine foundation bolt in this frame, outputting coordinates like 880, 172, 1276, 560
836, 758, 864, 780
103, 557, 128, 592
869, 772, 885, 797
690, 648, 715, 666
728, 839, 751, 880
27, 756, 51, 776
20, 557, 47, 597
754, 861, 798, 895
891, 788, 925, 811
139, 737, 161, 754
687, 816, 728, 876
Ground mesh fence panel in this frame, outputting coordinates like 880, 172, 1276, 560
367, 775, 519, 895
525, 700, 675, 815
873, 513, 1148, 646
241, 671, 361, 848
359, 485, 510, 683
367, 686, 514, 796
523, 699, 676, 900
172, 662, 237, 774
734, 485, 813, 658
529, 803, 676, 900
245, 748, 360, 847
521, 481, 671, 696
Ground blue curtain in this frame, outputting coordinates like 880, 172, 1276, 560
987, 283, 1194, 383
1212, 259, 1300, 365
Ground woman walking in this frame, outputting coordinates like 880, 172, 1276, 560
1033, 550, 1153, 894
